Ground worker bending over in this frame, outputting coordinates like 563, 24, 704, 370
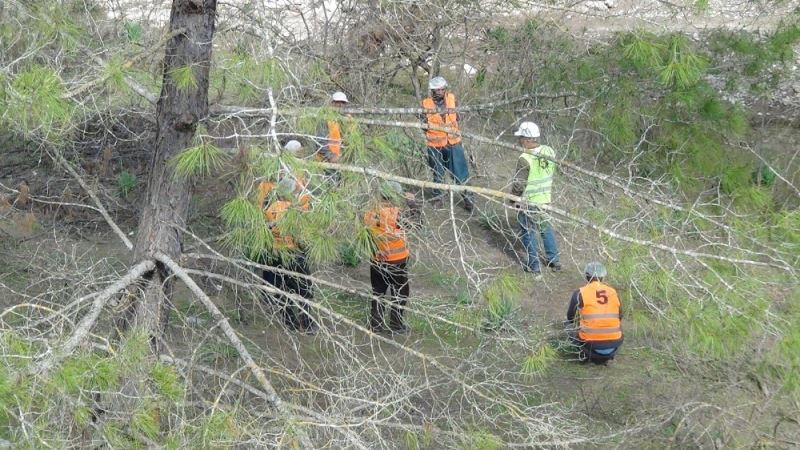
262, 177, 317, 335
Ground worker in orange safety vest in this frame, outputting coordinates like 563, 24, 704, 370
363, 181, 420, 333
262, 177, 316, 335
316, 91, 350, 184
565, 262, 623, 364
255, 140, 311, 212
420, 76, 474, 211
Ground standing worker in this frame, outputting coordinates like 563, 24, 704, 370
420, 76, 474, 211
510, 121, 561, 274
316, 91, 348, 164
363, 181, 420, 333
262, 177, 317, 335
565, 262, 623, 364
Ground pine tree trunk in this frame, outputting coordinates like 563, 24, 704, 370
127, 0, 217, 337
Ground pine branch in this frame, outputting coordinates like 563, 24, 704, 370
206, 106, 791, 267
178, 267, 592, 446
308, 160, 794, 272
63, 27, 187, 100
153, 252, 314, 450
159, 354, 371, 450
48, 149, 134, 250
182, 252, 501, 339
33, 259, 156, 373
209, 93, 577, 117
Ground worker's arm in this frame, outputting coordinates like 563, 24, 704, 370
566, 290, 581, 323
510, 157, 530, 198
315, 120, 336, 162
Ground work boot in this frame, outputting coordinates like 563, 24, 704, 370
548, 261, 562, 272
369, 322, 388, 333
463, 197, 474, 212
522, 265, 541, 275
390, 324, 409, 335
300, 324, 318, 336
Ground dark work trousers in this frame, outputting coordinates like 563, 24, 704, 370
369, 258, 409, 331
567, 326, 622, 363
261, 252, 316, 332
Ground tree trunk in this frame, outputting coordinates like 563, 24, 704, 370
127, 0, 217, 338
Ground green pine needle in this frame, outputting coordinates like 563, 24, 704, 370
521, 343, 557, 376
221, 196, 262, 228
171, 143, 227, 179
170, 64, 198, 90
5, 65, 72, 135
658, 35, 707, 89
622, 32, 664, 70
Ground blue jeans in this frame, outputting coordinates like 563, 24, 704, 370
427, 143, 472, 200
517, 207, 559, 271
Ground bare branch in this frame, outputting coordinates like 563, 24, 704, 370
153, 252, 314, 450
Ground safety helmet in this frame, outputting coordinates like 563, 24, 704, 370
283, 140, 303, 155
514, 122, 540, 139
331, 91, 349, 103
584, 262, 607, 281
428, 76, 448, 90
275, 177, 296, 200
380, 180, 404, 201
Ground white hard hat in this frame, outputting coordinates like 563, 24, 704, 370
380, 180, 404, 201
283, 140, 302, 153
331, 91, 349, 103
513, 122, 540, 138
428, 76, 448, 90
584, 262, 607, 281
275, 176, 296, 200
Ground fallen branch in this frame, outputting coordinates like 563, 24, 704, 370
34, 259, 155, 373
209, 92, 577, 117
64, 28, 187, 100
124, 81, 791, 266
48, 149, 133, 250
306, 160, 793, 272
153, 252, 313, 450
181, 252, 500, 339
182, 268, 591, 446
159, 354, 370, 450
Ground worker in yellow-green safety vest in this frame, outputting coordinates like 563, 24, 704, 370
509, 121, 560, 275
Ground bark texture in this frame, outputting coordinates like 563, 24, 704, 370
128, 0, 217, 335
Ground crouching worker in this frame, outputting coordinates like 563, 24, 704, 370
364, 181, 420, 334
565, 262, 623, 364
263, 177, 317, 335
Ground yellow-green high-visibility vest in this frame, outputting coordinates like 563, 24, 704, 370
519, 145, 555, 205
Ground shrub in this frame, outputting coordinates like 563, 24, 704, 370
116, 171, 136, 197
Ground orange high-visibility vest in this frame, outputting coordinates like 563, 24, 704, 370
265, 200, 298, 250
256, 175, 309, 214
578, 281, 622, 342
421, 92, 461, 148
364, 204, 410, 262
316, 120, 342, 161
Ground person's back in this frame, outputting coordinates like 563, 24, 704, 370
566, 262, 623, 364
